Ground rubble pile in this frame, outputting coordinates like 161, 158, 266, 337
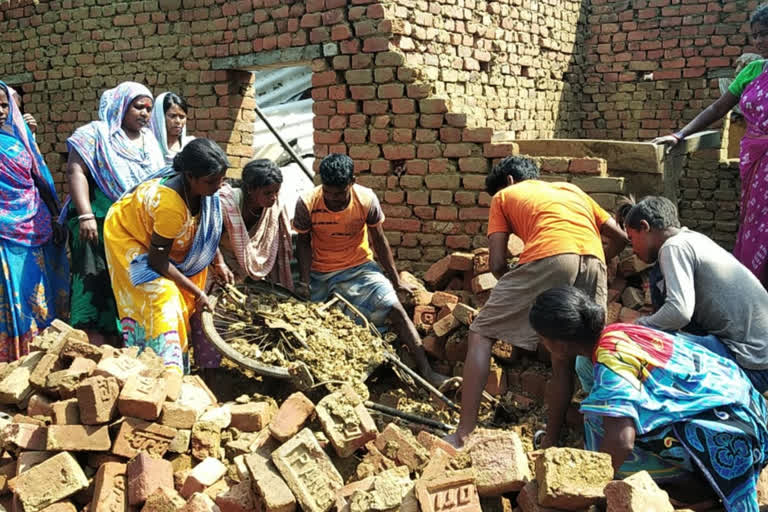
213, 287, 390, 399
0, 319, 690, 512
406, 240, 655, 405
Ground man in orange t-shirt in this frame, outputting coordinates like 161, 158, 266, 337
293, 154, 446, 386
445, 156, 628, 448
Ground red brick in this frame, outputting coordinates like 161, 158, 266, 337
26, 394, 53, 418
431, 291, 460, 308
269, 392, 315, 442
50, 399, 79, 425
1, 423, 47, 451
118, 376, 166, 421
112, 418, 176, 459
316, 385, 377, 457
181, 458, 227, 499
91, 462, 128, 512
142, 487, 186, 512
419, 98, 449, 114
536, 448, 613, 509
46, 425, 111, 452
413, 305, 437, 332
9, 453, 88, 512
521, 369, 548, 401
569, 158, 605, 175
423, 255, 455, 289
471, 273, 497, 294
229, 402, 276, 432
415, 470, 481, 512
362, 36, 389, 52
126, 453, 174, 506
374, 423, 429, 471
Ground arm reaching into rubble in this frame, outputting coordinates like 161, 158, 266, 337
369, 224, 410, 291
600, 217, 629, 262
541, 354, 575, 449
488, 232, 510, 279
600, 416, 636, 475
292, 197, 313, 298
295, 233, 312, 298
636, 244, 696, 331
148, 232, 212, 311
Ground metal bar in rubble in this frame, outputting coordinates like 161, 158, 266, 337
385, 353, 461, 413
365, 401, 456, 432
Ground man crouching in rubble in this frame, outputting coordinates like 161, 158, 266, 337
293, 153, 447, 387
445, 156, 629, 448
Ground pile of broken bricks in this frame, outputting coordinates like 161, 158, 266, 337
0, 313, 716, 512
402, 238, 657, 401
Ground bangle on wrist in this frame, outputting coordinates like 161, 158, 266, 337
78, 213, 95, 222
670, 132, 682, 142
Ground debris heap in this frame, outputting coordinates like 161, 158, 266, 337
406, 240, 656, 403
0, 319, 692, 512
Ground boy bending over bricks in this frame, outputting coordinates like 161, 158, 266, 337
445, 156, 629, 448
293, 154, 447, 386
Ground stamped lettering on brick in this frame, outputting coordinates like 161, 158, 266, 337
126, 430, 171, 456
113, 419, 176, 458
287, 444, 335, 507
95, 379, 113, 402
432, 484, 474, 511
133, 376, 155, 395
416, 471, 481, 512
272, 428, 343, 512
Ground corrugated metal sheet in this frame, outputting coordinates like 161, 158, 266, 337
250, 66, 315, 218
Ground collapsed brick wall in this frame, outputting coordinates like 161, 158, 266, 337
3, 0, 740, 267
583, 0, 757, 140
0, 0, 606, 270
388, 0, 588, 136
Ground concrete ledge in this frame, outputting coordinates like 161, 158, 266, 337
494, 137, 665, 174
212, 45, 323, 70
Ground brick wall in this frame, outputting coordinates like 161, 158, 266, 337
388, 0, 588, 137
583, 0, 758, 140
1, 0, 745, 267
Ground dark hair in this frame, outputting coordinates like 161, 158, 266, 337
163, 93, 188, 115
173, 138, 229, 178
485, 156, 539, 195
319, 153, 354, 187
614, 195, 636, 230
529, 286, 605, 346
242, 159, 283, 189
624, 196, 680, 231
751, 4, 768, 26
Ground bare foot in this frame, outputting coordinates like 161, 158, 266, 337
443, 431, 468, 449
427, 370, 449, 388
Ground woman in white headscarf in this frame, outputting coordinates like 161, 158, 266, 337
150, 92, 195, 165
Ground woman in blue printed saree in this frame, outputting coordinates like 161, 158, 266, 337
65, 82, 164, 346
103, 139, 228, 374
0, 82, 68, 361
529, 286, 768, 512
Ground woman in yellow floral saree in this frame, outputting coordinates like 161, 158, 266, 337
104, 139, 229, 374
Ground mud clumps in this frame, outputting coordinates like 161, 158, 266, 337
214, 288, 388, 398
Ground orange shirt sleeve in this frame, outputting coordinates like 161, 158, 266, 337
487, 193, 511, 235
584, 192, 611, 227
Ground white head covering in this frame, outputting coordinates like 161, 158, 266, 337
150, 91, 194, 165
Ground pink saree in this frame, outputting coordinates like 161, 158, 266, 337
218, 183, 293, 289
735, 68, 768, 286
